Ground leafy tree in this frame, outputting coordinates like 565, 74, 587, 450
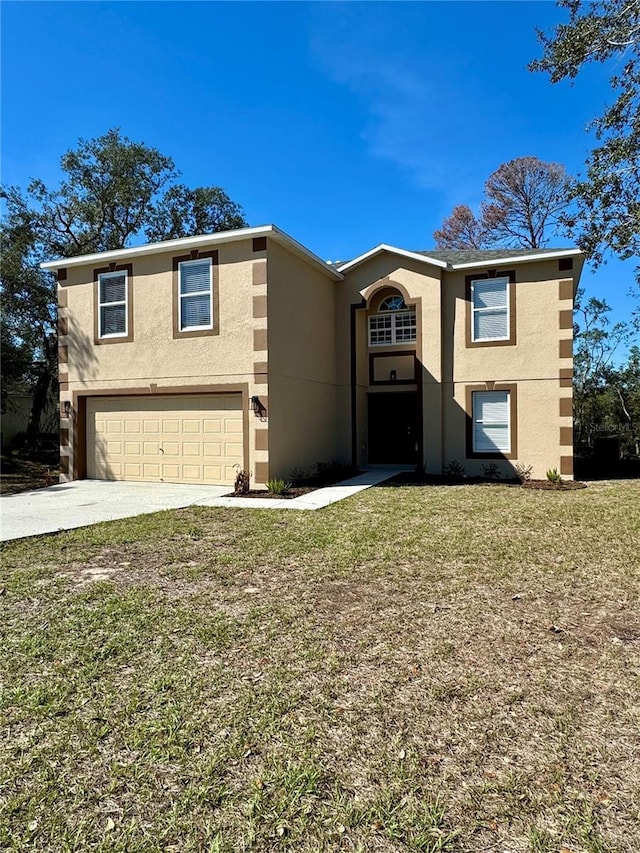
530, 0, 640, 276
0, 129, 248, 437
434, 156, 568, 249
145, 185, 247, 242
0, 196, 57, 434
573, 289, 638, 456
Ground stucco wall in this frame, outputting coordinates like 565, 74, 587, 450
59, 237, 267, 483
336, 254, 443, 469
266, 241, 338, 479
336, 252, 576, 479
442, 258, 575, 478
62, 238, 257, 388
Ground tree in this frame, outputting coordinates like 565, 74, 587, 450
145, 185, 247, 242
572, 289, 638, 456
0, 129, 248, 437
434, 156, 569, 249
530, 0, 640, 276
0, 195, 57, 434
432, 204, 488, 250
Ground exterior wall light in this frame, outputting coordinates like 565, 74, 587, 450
390, 370, 397, 382
63, 400, 72, 416
250, 396, 266, 418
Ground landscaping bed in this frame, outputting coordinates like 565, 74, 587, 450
388, 470, 588, 490
229, 485, 316, 500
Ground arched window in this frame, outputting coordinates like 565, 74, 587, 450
369, 293, 416, 346
379, 295, 407, 312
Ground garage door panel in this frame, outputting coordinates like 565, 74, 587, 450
87, 394, 244, 486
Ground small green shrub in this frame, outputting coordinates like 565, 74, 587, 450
266, 478, 291, 495
546, 467, 562, 484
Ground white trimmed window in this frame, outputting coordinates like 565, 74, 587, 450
98, 271, 128, 338
368, 296, 416, 346
179, 258, 213, 331
471, 277, 509, 342
472, 390, 511, 453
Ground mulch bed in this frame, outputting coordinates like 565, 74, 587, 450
229, 486, 317, 500
522, 479, 587, 490
388, 471, 587, 490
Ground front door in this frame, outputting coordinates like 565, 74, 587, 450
368, 392, 419, 464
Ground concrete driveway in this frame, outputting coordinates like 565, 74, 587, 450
0, 480, 231, 542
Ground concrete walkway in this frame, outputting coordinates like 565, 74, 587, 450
196, 466, 406, 510
1, 467, 406, 542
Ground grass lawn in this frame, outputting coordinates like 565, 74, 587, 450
1, 480, 639, 852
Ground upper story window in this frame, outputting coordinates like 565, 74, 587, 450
470, 277, 509, 342
98, 270, 129, 339
94, 263, 133, 344
179, 258, 213, 331
172, 251, 218, 338
368, 295, 417, 346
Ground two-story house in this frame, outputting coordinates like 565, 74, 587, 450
42, 225, 582, 487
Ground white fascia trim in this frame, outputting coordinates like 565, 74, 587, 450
41, 224, 343, 281
451, 249, 583, 270
337, 245, 449, 273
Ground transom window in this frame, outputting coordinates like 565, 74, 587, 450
98, 271, 128, 338
179, 258, 213, 331
472, 390, 510, 453
368, 295, 416, 346
471, 277, 509, 342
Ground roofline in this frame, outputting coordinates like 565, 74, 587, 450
40, 224, 344, 281
338, 245, 583, 274
450, 248, 583, 270
337, 245, 449, 273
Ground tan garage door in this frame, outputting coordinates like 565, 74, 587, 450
87, 394, 244, 486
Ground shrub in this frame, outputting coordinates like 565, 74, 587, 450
481, 462, 501, 480
444, 460, 466, 478
233, 467, 250, 494
289, 466, 308, 484
266, 478, 291, 495
546, 467, 562, 484
514, 462, 533, 483
313, 460, 356, 485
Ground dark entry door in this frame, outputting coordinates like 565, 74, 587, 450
368, 392, 419, 464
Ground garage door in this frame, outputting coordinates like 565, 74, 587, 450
87, 394, 244, 486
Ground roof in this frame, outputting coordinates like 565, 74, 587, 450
337, 245, 582, 273
41, 224, 582, 282
40, 224, 344, 282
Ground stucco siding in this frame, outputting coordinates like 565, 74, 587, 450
266, 241, 339, 479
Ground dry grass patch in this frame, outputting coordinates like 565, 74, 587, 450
1, 480, 639, 852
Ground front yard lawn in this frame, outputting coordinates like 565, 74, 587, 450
1, 480, 639, 852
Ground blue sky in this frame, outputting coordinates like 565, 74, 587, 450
1, 1, 638, 335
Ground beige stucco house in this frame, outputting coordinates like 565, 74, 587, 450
42, 225, 582, 487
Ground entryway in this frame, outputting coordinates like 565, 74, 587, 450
367, 391, 420, 464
